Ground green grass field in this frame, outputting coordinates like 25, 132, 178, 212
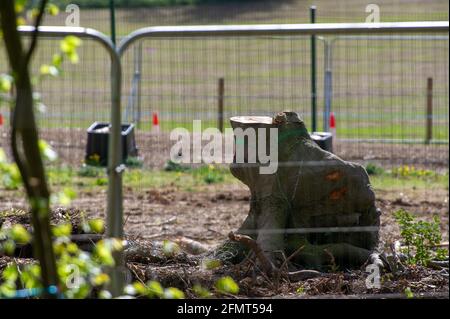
0, 0, 448, 149
43, 162, 448, 194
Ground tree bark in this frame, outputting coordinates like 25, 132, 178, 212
0, 0, 58, 297
214, 112, 381, 271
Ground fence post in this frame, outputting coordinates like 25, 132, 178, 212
310, 6, 317, 132
323, 40, 333, 132
218, 77, 224, 132
109, 0, 116, 46
136, 42, 143, 127
426, 77, 433, 144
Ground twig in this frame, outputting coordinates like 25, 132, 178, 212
213, 288, 239, 299
128, 263, 146, 285
145, 216, 177, 227
228, 232, 324, 285
144, 233, 166, 240
324, 248, 339, 272
228, 231, 275, 275
427, 260, 449, 270
431, 241, 449, 248
24, 0, 48, 67
280, 245, 305, 273
288, 270, 322, 282
124, 214, 131, 228
390, 241, 405, 275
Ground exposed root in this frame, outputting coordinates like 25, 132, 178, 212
228, 231, 324, 285
228, 231, 275, 275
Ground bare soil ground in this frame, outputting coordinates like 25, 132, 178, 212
0, 125, 448, 298
2, 128, 447, 170
0, 0, 448, 299
1, 181, 448, 247
1, 179, 448, 298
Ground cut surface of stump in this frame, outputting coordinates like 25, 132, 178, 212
213, 111, 381, 271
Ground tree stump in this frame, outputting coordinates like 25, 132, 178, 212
213, 111, 381, 270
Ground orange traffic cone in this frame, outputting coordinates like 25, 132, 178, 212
152, 112, 160, 134
330, 112, 336, 140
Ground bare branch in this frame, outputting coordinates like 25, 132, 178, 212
24, 0, 49, 67
280, 245, 304, 273
228, 231, 275, 275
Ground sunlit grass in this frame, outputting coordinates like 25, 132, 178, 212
42, 163, 448, 194
45, 163, 236, 192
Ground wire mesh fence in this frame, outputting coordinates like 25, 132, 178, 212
1, 0, 447, 171
35, 36, 112, 158
121, 35, 313, 168
0, 2, 448, 298
1, 32, 447, 169
118, 32, 449, 169
115, 28, 448, 251
324, 34, 449, 167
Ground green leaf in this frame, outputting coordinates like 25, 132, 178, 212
296, 285, 306, 295
66, 242, 79, 254
10, 224, 31, 244
39, 139, 58, 162
215, 276, 239, 295
60, 36, 82, 54
95, 178, 108, 186
404, 287, 414, 299
201, 258, 222, 270
14, 0, 26, 13
162, 240, 180, 256
0, 282, 16, 298
52, 54, 63, 68
91, 273, 110, 286
28, 8, 40, 19
163, 287, 185, 299
192, 284, 211, 298
98, 290, 112, 299
95, 246, 114, 265
93, 240, 119, 266
68, 52, 79, 64
2, 240, 16, 255
394, 209, 443, 265
110, 238, 124, 251
52, 223, 72, 237
0, 148, 7, 163
131, 282, 147, 295
53, 188, 76, 206
65, 35, 82, 48
39, 64, 59, 77
72, 283, 91, 299
147, 281, 164, 298
16, 16, 26, 26
2, 264, 18, 282
47, 3, 60, 16
21, 264, 42, 289
63, 187, 77, 200
0, 74, 13, 92
88, 219, 104, 234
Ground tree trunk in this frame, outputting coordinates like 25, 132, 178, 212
213, 112, 380, 271
0, 0, 58, 296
